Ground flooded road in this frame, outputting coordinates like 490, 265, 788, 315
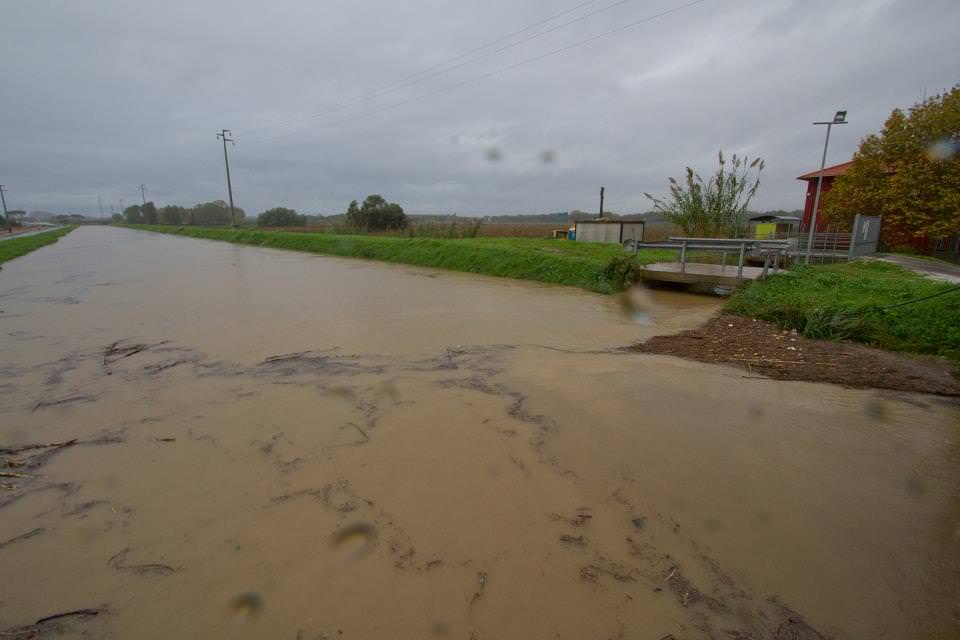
1, 226, 958, 639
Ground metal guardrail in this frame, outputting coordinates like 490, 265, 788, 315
761, 231, 852, 258
624, 236, 790, 280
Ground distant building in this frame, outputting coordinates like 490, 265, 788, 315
748, 214, 801, 239
574, 219, 645, 245
796, 160, 853, 231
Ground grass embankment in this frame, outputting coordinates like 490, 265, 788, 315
125, 225, 675, 293
0, 227, 76, 265
727, 261, 960, 361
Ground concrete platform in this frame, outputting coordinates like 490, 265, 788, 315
639, 262, 768, 286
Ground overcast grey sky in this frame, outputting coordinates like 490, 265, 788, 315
1, 0, 957, 216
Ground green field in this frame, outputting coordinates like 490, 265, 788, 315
727, 261, 960, 360
0, 227, 76, 265
125, 225, 676, 293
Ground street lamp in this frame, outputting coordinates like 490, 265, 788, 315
806, 110, 848, 264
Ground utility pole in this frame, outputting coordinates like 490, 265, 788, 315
806, 110, 848, 264
217, 129, 237, 227
0, 185, 9, 231
140, 184, 147, 206
599, 186, 605, 219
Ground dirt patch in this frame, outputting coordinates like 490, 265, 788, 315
630, 313, 960, 396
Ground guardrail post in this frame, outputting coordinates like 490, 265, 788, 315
680, 240, 687, 273
737, 242, 745, 279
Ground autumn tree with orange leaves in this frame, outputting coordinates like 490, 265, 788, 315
825, 85, 960, 247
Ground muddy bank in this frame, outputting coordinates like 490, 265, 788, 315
631, 313, 960, 396
2, 228, 959, 640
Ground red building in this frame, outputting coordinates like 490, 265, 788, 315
797, 160, 959, 259
797, 160, 853, 231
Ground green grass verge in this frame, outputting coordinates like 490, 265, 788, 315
124, 225, 677, 293
726, 261, 960, 360
0, 227, 76, 264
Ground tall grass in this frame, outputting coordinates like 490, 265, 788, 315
125, 225, 675, 293
727, 261, 960, 360
0, 227, 76, 264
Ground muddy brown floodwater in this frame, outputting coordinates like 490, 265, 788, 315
1, 227, 958, 640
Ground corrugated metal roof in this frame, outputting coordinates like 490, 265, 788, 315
796, 160, 854, 180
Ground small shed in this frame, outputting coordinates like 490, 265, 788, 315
574, 219, 644, 244
749, 214, 801, 239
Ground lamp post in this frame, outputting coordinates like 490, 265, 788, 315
806, 110, 847, 264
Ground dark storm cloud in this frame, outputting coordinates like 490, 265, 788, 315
1, 0, 957, 216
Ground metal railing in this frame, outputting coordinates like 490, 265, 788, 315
625, 236, 790, 280
755, 225, 882, 262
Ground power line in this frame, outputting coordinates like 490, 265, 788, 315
378, 0, 605, 89
246, 0, 710, 146
153, 145, 221, 200
866, 284, 960, 314
241, 0, 603, 139
241, 0, 641, 142
154, 0, 710, 203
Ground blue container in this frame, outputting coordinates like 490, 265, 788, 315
567, 229, 576, 240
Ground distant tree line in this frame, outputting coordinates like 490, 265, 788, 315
255, 195, 408, 231
257, 207, 306, 227
117, 195, 407, 232
116, 192, 799, 237
120, 200, 247, 226
345, 195, 407, 231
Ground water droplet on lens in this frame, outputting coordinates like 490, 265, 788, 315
863, 398, 888, 422
926, 138, 957, 161
618, 286, 658, 325
227, 591, 264, 623
904, 475, 928, 498
330, 522, 378, 561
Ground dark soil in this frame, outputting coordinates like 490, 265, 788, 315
630, 313, 960, 396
